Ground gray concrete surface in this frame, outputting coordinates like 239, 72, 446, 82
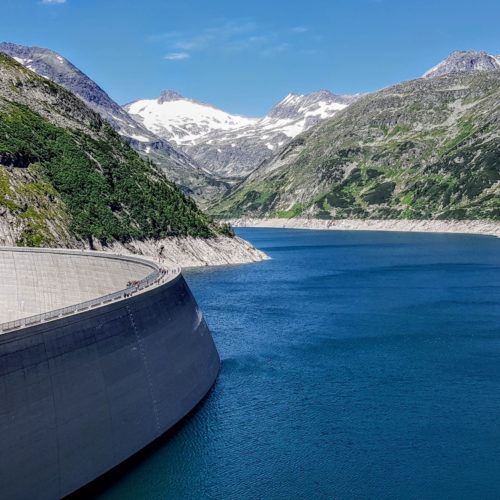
0, 250, 220, 499
0, 248, 159, 323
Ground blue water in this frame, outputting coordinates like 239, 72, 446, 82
99, 229, 500, 499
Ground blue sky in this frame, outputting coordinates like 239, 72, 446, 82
3, 0, 500, 115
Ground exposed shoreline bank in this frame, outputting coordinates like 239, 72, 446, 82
228, 218, 500, 238
99, 235, 270, 268
0, 227, 270, 267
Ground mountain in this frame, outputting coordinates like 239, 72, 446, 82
0, 52, 231, 248
423, 50, 500, 78
126, 90, 258, 144
0, 42, 150, 138
211, 69, 500, 221
126, 89, 359, 178
0, 42, 227, 203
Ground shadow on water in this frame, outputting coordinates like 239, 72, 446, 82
65, 384, 218, 499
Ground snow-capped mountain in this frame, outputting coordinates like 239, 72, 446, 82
125, 90, 258, 145
423, 50, 500, 78
0, 42, 228, 202
127, 89, 360, 177
254, 90, 359, 140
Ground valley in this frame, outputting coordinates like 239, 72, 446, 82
1, 44, 498, 237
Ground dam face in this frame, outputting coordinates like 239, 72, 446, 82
0, 248, 220, 499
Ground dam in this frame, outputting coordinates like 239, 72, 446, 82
0, 247, 220, 499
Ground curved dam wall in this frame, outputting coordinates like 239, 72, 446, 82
0, 250, 220, 500
0, 248, 156, 323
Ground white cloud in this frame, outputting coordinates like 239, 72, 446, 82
41, 0, 66, 4
261, 43, 290, 56
148, 31, 180, 42
164, 52, 190, 61
151, 19, 315, 60
150, 20, 259, 51
174, 34, 213, 51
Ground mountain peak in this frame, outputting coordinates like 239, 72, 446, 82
310, 89, 336, 99
158, 89, 185, 103
423, 50, 500, 78
267, 89, 355, 120
0, 41, 122, 112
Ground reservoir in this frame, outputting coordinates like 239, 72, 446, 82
96, 228, 500, 499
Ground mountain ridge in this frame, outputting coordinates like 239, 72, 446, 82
423, 50, 500, 78
2, 43, 498, 215
126, 88, 360, 177
0, 42, 228, 203
211, 69, 500, 221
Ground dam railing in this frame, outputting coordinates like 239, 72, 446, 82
0, 247, 181, 334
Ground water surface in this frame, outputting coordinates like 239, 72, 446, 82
99, 229, 500, 499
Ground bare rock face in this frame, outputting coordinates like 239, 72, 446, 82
423, 50, 500, 78
100, 235, 270, 268
158, 90, 186, 104
228, 217, 500, 238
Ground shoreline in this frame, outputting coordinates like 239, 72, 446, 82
0, 234, 270, 269
99, 235, 270, 268
228, 218, 500, 238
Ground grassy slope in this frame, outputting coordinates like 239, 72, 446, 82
212, 71, 500, 221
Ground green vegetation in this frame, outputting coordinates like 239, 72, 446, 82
0, 52, 234, 247
0, 168, 18, 210
212, 71, 500, 221
0, 100, 226, 246
386, 125, 411, 137
361, 182, 396, 204
0, 165, 70, 246
274, 203, 304, 218
442, 120, 475, 152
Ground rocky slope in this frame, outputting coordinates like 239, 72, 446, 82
100, 235, 269, 268
0, 53, 267, 265
424, 50, 500, 78
212, 68, 500, 221
126, 89, 359, 177
0, 42, 227, 203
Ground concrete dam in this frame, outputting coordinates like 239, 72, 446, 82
0, 247, 220, 499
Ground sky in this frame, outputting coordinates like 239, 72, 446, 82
2, 0, 500, 115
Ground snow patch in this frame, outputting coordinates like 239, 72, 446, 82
126, 97, 258, 145
129, 134, 150, 142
